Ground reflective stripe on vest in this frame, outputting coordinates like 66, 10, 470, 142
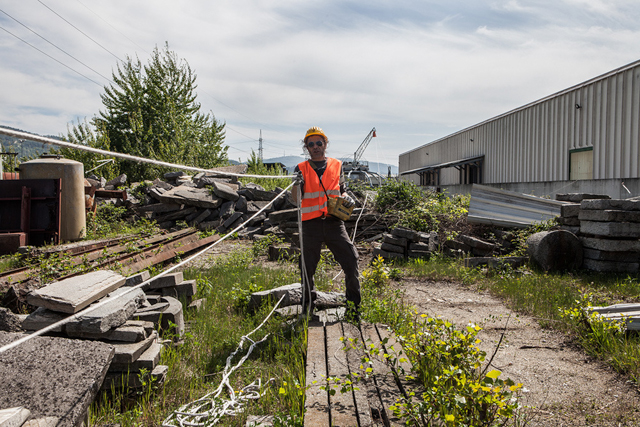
298, 158, 342, 221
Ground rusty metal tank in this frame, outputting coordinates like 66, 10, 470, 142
19, 155, 86, 242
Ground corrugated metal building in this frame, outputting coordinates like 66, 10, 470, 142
399, 59, 640, 198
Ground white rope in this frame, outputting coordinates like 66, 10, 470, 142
0, 126, 295, 180
162, 294, 286, 427
0, 182, 295, 355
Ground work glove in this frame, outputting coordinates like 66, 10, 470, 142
294, 171, 305, 187
341, 194, 355, 208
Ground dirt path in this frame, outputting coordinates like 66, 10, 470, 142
400, 278, 640, 427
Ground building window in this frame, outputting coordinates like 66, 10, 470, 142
569, 148, 593, 180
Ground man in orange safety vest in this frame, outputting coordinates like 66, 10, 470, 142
292, 126, 360, 322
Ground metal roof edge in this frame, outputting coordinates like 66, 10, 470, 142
399, 58, 640, 158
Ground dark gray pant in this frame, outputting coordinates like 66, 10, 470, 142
300, 216, 360, 309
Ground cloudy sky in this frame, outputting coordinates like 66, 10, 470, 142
1, 0, 639, 168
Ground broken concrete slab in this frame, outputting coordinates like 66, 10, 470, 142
560, 203, 581, 217
111, 331, 157, 365
580, 236, 640, 252
267, 208, 298, 224
382, 233, 408, 248
580, 220, 640, 238
314, 291, 345, 309
153, 186, 223, 209
583, 258, 640, 273
0, 331, 114, 426
579, 209, 640, 223
372, 247, 404, 261
526, 230, 583, 272
188, 298, 206, 311
380, 242, 405, 254
391, 227, 421, 242
581, 199, 640, 211
0, 406, 31, 427
211, 181, 240, 201
109, 341, 162, 373
66, 320, 149, 342
134, 297, 184, 338
21, 307, 66, 332
556, 193, 610, 203
27, 270, 126, 314
408, 249, 431, 259
148, 272, 184, 290
249, 284, 302, 310
65, 287, 146, 335
583, 248, 640, 263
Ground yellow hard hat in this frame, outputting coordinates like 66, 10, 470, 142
304, 126, 327, 142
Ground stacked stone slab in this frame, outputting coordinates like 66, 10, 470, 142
556, 193, 611, 235
578, 199, 640, 273
372, 227, 438, 261
19, 270, 196, 392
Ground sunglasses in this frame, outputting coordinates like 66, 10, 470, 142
306, 140, 324, 148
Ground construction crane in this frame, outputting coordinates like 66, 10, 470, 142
342, 127, 384, 186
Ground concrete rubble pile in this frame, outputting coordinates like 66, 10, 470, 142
0, 268, 204, 425
87, 168, 386, 242
557, 193, 640, 273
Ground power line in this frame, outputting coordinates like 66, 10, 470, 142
37, 0, 122, 62
0, 7, 112, 83
0, 24, 104, 87
74, 0, 149, 55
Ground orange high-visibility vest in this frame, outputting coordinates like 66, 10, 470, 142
299, 158, 342, 221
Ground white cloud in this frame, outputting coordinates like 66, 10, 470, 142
0, 0, 639, 163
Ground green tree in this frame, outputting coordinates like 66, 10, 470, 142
61, 43, 228, 182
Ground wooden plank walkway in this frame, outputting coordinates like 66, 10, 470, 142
305, 316, 411, 426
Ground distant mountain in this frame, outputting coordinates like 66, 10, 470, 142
263, 155, 398, 175
0, 126, 61, 161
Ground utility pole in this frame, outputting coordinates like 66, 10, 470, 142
258, 130, 263, 162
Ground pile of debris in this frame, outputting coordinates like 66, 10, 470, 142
0, 268, 203, 424
86, 169, 388, 242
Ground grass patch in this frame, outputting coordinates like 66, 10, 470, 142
90, 245, 307, 426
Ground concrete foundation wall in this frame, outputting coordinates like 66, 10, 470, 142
433, 178, 640, 200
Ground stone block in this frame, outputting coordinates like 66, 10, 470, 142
65, 287, 146, 335
111, 331, 157, 365
459, 235, 496, 252
557, 217, 580, 226
66, 320, 149, 342
154, 186, 223, 209
0, 406, 31, 427
223, 211, 244, 229
579, 209, 640, 223
219, 200, 236, 218
580, 221, 640, 238
191, 209, 212, 226
0, 331, 114, 426
134, 296, 184, 338
125, 271, 151, 287
27, 270, 126, 314
580, 236, 640, 252
443, 239, 470, 252
581, 199, 640, 211
391, 227, 421, 242
148, 272, 184, 290
0, 233, 27, 256
21, 417, 59, 427
560, 203, 581, 217
583, 248, 640, 263
381, 242, 405, 254
109, 341, 163, 372
0, 308, 24, 333
526, 230, 582, 271
428, 231, 439, 251
382, 233, 408, 248
583, 258, 640, 273
188, 298, 206, 311
315, 291, 346, 309
249, 283, 302, 310
409, 242, 430, 252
